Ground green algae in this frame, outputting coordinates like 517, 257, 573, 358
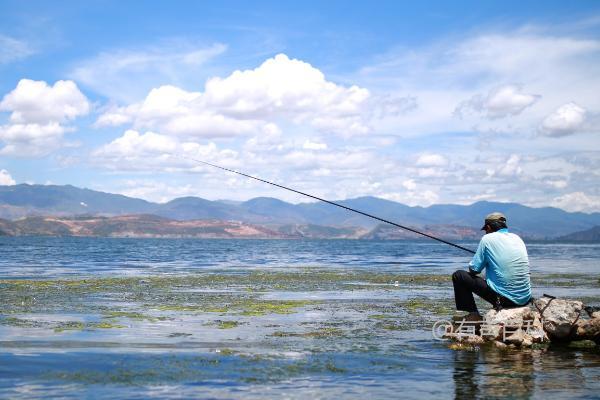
375, 321, 409, 331
103, 311, 161, 321
91, 322, 126, 329
568, 340, 597, 349
54, 321, 85, 332
155, 305, 200, 312
369, 314, 391, 320
214, 320, 240, 329
238, 300, 318, 316
271, 327, 343, 338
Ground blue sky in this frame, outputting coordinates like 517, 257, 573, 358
1, 1, 599, 212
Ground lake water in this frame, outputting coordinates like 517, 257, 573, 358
0, 237, 599, 399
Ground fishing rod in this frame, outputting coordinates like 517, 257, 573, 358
182, 155, 476, 254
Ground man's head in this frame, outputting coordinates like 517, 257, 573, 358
481, 212, 507, 234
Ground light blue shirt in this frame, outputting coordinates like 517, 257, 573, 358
469, 228, 532, 305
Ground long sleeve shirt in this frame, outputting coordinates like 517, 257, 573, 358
469, 228, 532, 305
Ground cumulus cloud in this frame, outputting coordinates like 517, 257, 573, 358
0, 169, 15, 185
96, 54, 376, 138
540, 102, 587, 137
302, 140, 327, 150
0, 79, 90, 124
485, 154, 523, 178
402, 179, 417, 191
0, 35, 34, 64
415, 153, 448, 167
455, 84, 540, 119
552, 191, 600, 213
91, 129, 238, 171
0, 79, 90, 156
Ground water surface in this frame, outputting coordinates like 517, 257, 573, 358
1, 238, 598, 399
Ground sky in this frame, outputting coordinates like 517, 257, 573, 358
0, 1, 599, 212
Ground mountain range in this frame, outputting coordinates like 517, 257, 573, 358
1, 183, 599, 240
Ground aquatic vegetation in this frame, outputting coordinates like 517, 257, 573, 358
168, 332, 193, 338
90, 322, 126, 329
237, 300, 318, 316
369, 314, 391, 320
375, 321, 408, 331
54, 321, 85, 333
103, 311, 164, 321
567, 340, 597, 349
212, 320, 241, 329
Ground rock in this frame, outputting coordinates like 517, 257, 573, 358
464, 334, 485, 345
584, 306, 600, 319
504, 329, 534, 347
493, 340, 507, 349
534, 298, 583, 341
522, 335, 533, 347
443, 332, 484, 345
575, 318, 600, 343
484, 306, 547, 343
505, 329, 525, 345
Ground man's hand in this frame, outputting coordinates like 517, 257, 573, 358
468, 268, 480, 276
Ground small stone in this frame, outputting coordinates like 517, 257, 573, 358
505, 329, 525, 346
464, 335, 485, 345
493, 340, 507, 349
575, 318, 600, 342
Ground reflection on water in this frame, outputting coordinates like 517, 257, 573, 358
453, 346, 600, 399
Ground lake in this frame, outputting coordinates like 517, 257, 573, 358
1, 237, 599, 399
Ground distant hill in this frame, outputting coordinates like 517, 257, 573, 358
556, 226, 600, 242
1, 184, 600, 239
0, 215, 290, 239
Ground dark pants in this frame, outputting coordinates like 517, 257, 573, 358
452, 270, 520, 313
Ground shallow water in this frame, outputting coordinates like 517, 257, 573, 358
0, 238, 599, 399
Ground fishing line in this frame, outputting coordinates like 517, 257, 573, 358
181, 155, 476, 254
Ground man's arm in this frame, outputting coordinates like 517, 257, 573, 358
468, 238, 487, 274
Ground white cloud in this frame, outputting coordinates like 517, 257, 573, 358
540, 102, 587, 137
302, 140, 327, 150
96, 53, 376, 138
0, 79, 90, 156
552, 191, 600, 213
358, 29, 600, 140
0, 79, 90, 124
415, 153, 448, 167
0, 35, 34, 64
496, 154, 523, 177
0, 169, 15, 185
402, 179, 416, 190
70, 41, 227, 103
456, 85, 540, 119
91, 129, 238, 172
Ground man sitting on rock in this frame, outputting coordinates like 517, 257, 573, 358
452, 212, 532, 321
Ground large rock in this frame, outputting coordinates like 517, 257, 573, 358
534, 298, 583, 341
575, 318, 600, 344
484, 306, 547, 344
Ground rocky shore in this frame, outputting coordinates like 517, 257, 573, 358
443, 297, 600, 348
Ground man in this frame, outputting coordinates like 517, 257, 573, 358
452, 212, 532, 321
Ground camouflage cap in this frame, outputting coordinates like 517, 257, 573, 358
481, 212, 507, 230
